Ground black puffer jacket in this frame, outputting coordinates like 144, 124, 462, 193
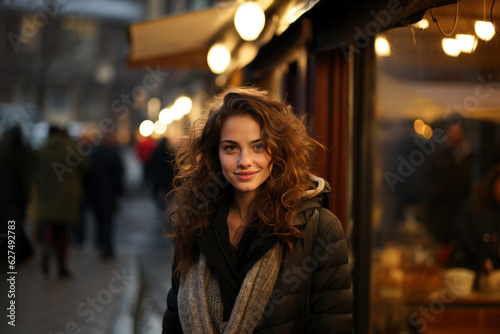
163, 179, 353, 333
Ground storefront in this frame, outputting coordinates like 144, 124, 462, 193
369, 1, 500, 332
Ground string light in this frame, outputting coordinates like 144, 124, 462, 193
207, 44, 231, 74
375, 37, 391, 56
442, 38, 461, 57
455, 34, 478, 53
475, 21, 495, 41
234, 2, 266, 41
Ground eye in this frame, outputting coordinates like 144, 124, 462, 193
254, 143, 266, 151
224, 145, 238, 152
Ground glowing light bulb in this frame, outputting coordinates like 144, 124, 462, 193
414, 119, 425, 134
173, 96, 193, 115
412, 19, 429, 29
234, 2, 265, 41
207, 43, 231, 74
154, 121, 166, 135
139, 120, 154, 137
475, 21, 495, 41
422, 125, 433, 139
169, 96, 193, 121
442, 38, 461, 57
159, 108, 173, 125
456, 34, 478, 53
375, 37, 391, 57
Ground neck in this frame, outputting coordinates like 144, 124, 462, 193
232, 190, 255, 225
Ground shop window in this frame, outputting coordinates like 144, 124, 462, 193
371, 1, 500, 333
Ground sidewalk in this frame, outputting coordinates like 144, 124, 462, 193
5, 246, 140, 334
1, 147, 173, 334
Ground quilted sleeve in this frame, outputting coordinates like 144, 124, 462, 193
162, 287, 183, 333
162, 256, 183, 334
307, 207, 353, 334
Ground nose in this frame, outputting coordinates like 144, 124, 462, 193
238, 150, 252, 168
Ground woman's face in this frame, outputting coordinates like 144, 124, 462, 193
219, 114, 272, 197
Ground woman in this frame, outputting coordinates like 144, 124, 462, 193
162, 87, 352, 333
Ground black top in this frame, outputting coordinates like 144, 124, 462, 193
204, 204, 279, 321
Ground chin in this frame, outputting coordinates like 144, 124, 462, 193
232, 183, 259, 193
235, 187, 257, 193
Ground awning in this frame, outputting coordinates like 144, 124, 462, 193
127, 0, 457, 71
127, 0, 320, 71
127, 6, 236, 70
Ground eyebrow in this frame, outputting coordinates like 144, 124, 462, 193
220, 138, 264, 145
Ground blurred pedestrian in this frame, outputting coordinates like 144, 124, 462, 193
162, 87, 352, 333
0, 126, 35, 266
450, 163, 500, 277
86, 132, 123, 259
149, 136, 175, 210
72, 128, 95, 248
421, 122, 473, 245
135, 132, 156, 186
36, 125, 88, 278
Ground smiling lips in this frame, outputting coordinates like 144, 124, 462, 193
234, 171, 259, 181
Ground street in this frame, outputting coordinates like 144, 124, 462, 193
1, 147, 173, 334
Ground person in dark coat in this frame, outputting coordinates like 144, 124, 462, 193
421, 122, 473, 245
451, 164, 500, 277
36, 125, 88, 277
162, 87, 352, 333
149, 136, 175, 210
0, 126, 35, 266
86, 132, 123, 259
135, 133, 156, 185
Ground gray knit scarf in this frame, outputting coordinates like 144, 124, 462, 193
178, 243, 283, 334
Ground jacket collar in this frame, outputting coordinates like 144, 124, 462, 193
294, 175, 331, 226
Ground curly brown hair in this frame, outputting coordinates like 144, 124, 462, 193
168, 86, 322, 279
